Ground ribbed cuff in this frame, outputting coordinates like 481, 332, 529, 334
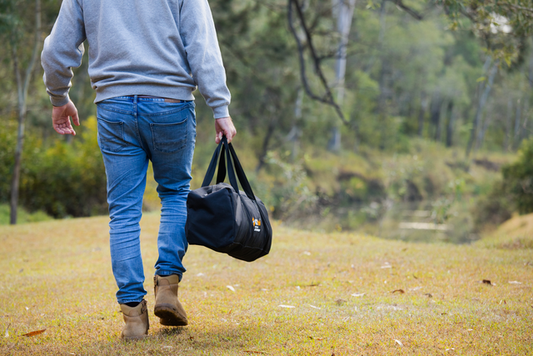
213, 105, 229, 119
50, 94, 70, 107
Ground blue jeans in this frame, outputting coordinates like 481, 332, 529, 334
96, 95, 196, 304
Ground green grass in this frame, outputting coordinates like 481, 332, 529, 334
0, 204, 52, 225
0, 214, 532, 355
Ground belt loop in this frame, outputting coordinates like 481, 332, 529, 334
133, 95, 138, 104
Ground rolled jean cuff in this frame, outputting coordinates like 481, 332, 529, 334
156, 271, 182, 281
118, 299, 144, 305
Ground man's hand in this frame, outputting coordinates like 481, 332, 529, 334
215, 116, 237, 144
52, 100, 80, 135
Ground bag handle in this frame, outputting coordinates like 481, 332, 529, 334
226, 139, 256, 201
201, 136, 256, 201
201, 139, 223, 187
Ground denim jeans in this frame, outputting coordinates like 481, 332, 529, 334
96, 95, 196, 304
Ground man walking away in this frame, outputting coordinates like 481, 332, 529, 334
42, 0, 236, 340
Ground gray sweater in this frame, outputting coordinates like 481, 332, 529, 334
42, 0, 231, 119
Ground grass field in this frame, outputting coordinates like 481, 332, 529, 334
0, 213, 532, 355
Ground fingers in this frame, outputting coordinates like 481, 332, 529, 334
215, 116, 237, 143
52, 100, 80, 136
72, 112, 80, 127
53, 120, 76, 135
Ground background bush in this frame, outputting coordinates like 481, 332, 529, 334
0, 117, 107, 218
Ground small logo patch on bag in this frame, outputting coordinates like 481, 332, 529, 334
252, 217, 261, 232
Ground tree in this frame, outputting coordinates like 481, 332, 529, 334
0, 0, 42, 224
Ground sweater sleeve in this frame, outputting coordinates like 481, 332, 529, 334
179, 0, 231, 119
41, 0, 86, 107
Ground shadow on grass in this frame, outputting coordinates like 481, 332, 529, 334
156, 326, 186, 337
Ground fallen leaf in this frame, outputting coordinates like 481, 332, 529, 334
351, 293, 365, 297
22, 329, 46, 337
307, 304, 321, 309
482, 279, 493, 285
508, 281, 522, 284
302, 251, 311, 256
226, 285, 236, 292
4, 323, 10, 338
394, 339, 403, 346
413, 274, 419, 279
243, 351, 266, 354
381, 265, 392, 269
392, 289, 405, 294
424, 293, 433, 298
278, 305, 295, 308
196, 273, 205, 277
335, 299, 347, 305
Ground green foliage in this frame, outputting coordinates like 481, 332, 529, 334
502, 138, 533, 214
0, 117, 107, 218
440, 0, 533, 63
260, 152, 317, 219
0, 203, 51, 224
472, 179, 513, 229
0, 119, 16, 203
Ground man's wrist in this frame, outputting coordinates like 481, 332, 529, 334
213, 105, 229, 119
50, 95, 70, 107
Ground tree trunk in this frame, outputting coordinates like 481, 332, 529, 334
9, 0, 41, 225
513, 98, 521, 149
429, 94, 442, 142
289, 88, 303, 162
418, 90, 427, 137
445, 101, 454, 147
504, 97, 512, 151
328, 0, 356, 152
520, 96, 530, 143
476, 111, 492, 151
255, 119, 276, 173
465, 58, 497, 158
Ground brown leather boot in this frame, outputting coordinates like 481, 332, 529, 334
154, 274, 188, 326
120, 299, 149, 340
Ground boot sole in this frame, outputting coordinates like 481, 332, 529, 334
154, 305, 188, 326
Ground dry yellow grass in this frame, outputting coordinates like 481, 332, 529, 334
478, 213, 533, 250
0, 214, 532, 355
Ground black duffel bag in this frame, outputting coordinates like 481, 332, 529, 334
185, 136, 272, 262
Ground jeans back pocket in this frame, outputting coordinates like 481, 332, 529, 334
150, 117, 188, 153
97, 116, 126, 153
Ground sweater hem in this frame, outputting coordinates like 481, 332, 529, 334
94, 85, 196, 104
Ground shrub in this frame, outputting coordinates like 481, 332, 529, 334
502, 138, 533, 214
19, 116, 107, 218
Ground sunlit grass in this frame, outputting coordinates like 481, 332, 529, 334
478, 212, 533, 249
0, 214, 531, 355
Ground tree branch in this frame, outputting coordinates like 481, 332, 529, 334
390, 0, 423, 20
287, 0, 347, 124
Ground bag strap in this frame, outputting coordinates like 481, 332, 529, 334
226, 139, 256, 201
201, 137, 240, 194
201, 136, 256, 201
201, 140, 223, 187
